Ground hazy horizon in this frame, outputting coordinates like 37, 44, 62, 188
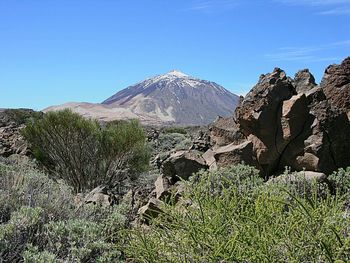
1, 0, 349, 110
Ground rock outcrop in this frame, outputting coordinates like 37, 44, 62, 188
235, 68, 296, 176
210, 58, 350, 177
321, 57, 350, 119
138, 198, 164, 223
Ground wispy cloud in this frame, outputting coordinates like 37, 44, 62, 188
264, 40, 350, 62
185, 0, 239, 13
275, 0, 350, 15
317, 7, 350, 15
277, 0, 350, 6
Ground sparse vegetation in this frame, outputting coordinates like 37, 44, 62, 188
22, 110, 150, 193
0, 161, 127, 262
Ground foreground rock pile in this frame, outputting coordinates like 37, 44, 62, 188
138, 57, 350, 221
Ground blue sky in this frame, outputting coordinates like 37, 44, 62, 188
1, 0, 349, 110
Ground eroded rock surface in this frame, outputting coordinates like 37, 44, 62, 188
321, 57, 350, 118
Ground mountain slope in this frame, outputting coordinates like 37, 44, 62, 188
102, 70, 239, 125
45, 71, 240, 125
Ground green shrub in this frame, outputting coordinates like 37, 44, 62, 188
43, 219, 121, 262
164, 126, 187, 134
174, 138, 192, 151
0, 207, 45, 262
0, 205, 127, 263
328, 167, 350, 196
269, 168, 331, 199
0, 161, 74, 223
124, 165, 350, 263
189, 163, 263, 195
23, 109, 150, 193
23, 245, 56, 263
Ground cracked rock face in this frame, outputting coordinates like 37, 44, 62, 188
321, 57, 350, 119
235, 68, 296, 175
211, 58, 350, 177
280, 94, 350, 174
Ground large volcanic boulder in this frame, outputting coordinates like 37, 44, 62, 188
235, 68, 296, 175
321, 57, 350, 118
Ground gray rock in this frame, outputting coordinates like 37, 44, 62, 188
84, 185, 116, 206
214, 140, 257, 168
268, 171, 326, 184
294, 69, 317, 94
138, 198, 163, 223
162, 150, 208, 180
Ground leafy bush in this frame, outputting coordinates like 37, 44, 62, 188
42, 215, 125, 262
124, 165, 350, 263
23, 109, 150, 193
0, 207, 45, 262
0, 161, 74, 223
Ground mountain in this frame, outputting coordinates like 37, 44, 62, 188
45, 71, 240, 125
